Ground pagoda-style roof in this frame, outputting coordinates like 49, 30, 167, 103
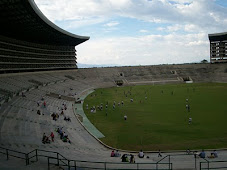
0, 0, 89, 46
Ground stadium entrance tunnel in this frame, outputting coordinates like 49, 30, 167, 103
182, 76, 192, 82
115, 79, 124, 86
119, 72, 124, 77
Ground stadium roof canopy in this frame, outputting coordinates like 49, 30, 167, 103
0, 0, 89, 46
208, 32, 227, 42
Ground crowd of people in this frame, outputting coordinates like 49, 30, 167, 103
37, 95, 73, 145
110, 148, 219, 164
110, 149, 164, 163
56, 127, 71, 143
192, 149, 218, 159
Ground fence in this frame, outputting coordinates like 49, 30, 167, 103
200, 158, 227, 170
0, 146, 172, 170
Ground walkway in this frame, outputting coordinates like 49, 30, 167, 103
74, 89, 105, 139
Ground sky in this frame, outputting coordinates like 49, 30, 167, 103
34, 0, 227, 67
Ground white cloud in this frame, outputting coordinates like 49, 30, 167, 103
35, 0, 227, 32
104, 21, 119, 27
166, 24, 182, 32
34, 0, 226, 66
77, 33, 210, 66
139, 29, 149, 33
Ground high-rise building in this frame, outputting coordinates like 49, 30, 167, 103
208, 32, 227, 63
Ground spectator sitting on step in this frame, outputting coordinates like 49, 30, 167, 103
59, 129, 63, 139
64, 116, 71, 122
114, 150, 121, 157
138, 150, 144, 158
130, 154, 135, 163
62, 135, 71, 144
42, 133, 46, 143
51, 113, 57, 121
111, 150, 115, 157
37, 110, 41, 115
121, 154, 128, 162
42, 133, 50, 144
208, 150, 218, 158
63, 132, 68, 138
43, 101, 46, 108
186, 149, 191, 154
199, 150, 205, 158
50, 132, 54, 142
22, 92, 26, 97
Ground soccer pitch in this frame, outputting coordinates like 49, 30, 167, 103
83, 83, 227, 151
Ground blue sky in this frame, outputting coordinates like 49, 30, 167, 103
35, 0, 227, 67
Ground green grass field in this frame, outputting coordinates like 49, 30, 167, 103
83, 83, 227, 151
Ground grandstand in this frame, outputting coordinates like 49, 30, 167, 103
0, 0, 227, 170
0, 0, 89, 73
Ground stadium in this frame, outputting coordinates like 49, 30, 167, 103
0, 0, 227, 169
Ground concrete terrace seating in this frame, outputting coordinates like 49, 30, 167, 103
0, 85, 112, 159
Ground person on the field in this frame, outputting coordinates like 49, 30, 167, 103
124, 115, 127, 120
186, 104, 188, 111
188, 105, 190, 112
189, 117, 192, 124
138, 150, 144, 158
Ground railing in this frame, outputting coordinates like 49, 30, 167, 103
156, 155, 172, 169
200, 159, 227, 170
47, 157, 172, 170
0, 146, 28, 165
0, 146, 172, 169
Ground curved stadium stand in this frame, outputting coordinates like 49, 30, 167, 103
1, 0, 227, 169
0, 0, 89, 73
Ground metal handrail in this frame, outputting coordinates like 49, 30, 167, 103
0, 146, 172, 169
156, 155, 171, 170
200, 160, 227, 170
48, 156, 172, 170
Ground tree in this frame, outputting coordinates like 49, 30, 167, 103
201, 59, 208, 63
